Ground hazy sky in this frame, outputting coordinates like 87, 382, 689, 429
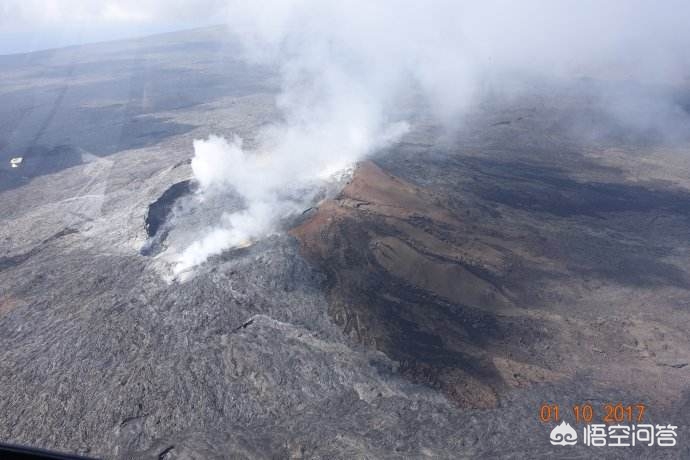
0, 0, 226, 54
2, 0, 689, 78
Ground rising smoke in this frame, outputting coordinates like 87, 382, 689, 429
169, 0, 690, 275
174, 116, 408, 275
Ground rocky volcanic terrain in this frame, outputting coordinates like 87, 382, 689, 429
1, 27, 690, 459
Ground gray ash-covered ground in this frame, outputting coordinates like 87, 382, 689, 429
1, 27, 690, 459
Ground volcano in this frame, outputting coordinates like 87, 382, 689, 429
1, 26, 690, 459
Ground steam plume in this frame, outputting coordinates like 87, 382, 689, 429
171, 0, 690, 274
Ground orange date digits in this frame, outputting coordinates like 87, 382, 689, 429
573, 403, 593, 423
539, 403, 560, 422
602, 403, 646, 423
539, 402, 647, 423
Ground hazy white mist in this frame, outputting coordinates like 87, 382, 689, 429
171, 0, 690, 275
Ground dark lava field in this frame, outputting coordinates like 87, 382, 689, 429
1, 27, 690, 459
